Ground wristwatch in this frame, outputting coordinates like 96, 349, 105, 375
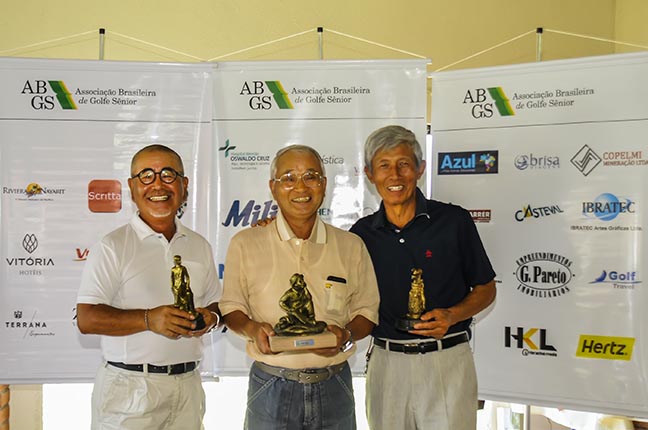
340, 329, 354, 352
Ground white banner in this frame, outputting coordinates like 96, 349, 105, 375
430, 52, 648, 417
0, 58, 213, 383
209, 60, 428, 375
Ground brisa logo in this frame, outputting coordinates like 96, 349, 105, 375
21, 80, 77, 110
239, 81, 294, 110
463, 87, 514, 119
515, 252, 573, 297
576, 335, 634, 361
222, 200, 278, 227
505, 326, 557, 357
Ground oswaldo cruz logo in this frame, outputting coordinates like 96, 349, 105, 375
463, 87, 514, 119
21, 80, 77, 110
239, 80, 294, 110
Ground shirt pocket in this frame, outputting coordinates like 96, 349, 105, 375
323, 278, 348, 316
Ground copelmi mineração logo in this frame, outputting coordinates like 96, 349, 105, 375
21, 80, 77, 110
463, 87, 514, 119
239, 80, 294, 110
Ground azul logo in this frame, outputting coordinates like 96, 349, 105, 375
463, 87, 514, 119
576, 335, 634, 361
239, 81, 294, 110
505, 327, 557, 357
582, 193, 634, 221
437, 151, 498, 175
590, 269, 640, 290
571, 145, 602, 176
514, 204, 563, 222
515, 252, 573, 298
21, 80, 77, 110
222, 200, 278, 227
514, 154, 560, 170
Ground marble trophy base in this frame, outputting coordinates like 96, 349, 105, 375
269, 331, 337, 353
395, 316, 423, 332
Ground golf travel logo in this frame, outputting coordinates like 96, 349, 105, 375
21, 80, 77, 110
463, 87, 514, 119
239, 80, 294, 110
505, 326, 557, 357
590, 269, 640, 290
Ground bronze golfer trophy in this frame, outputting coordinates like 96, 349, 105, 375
395, 268, 427, 332
269, 273, 337, 352
171, 255, 206, 330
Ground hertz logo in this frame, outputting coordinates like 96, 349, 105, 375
576, 335, 634, 361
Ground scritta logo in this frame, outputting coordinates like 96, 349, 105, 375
437, 151, 498, 175
505, 326, 557, 357
590, 269, 640, 290
571, 145, 602, 176
582, 193, 635, 221
514, 153, 560, 170
222, 199, 278, 227
21, 80, 77, 110
514, 204, 563, 222
515, 252, 573, 298
219, 139, 271, 171
576, 335, 634, 361
463, 87, 514, 119
3, 183, 66, 201
239, 80, 294, 110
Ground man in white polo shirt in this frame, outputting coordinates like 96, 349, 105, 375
77, 144, 222, 430
221, 144, 380, 430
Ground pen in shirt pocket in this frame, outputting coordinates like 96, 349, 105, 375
326, 275, 347, 284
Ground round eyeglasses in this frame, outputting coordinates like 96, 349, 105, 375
272, 171, 324, 190
131, 167, 184, 185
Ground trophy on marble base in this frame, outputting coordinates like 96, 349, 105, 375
269, 273, 337, 352
171, 255, 206, 330
395, 268, 427, 332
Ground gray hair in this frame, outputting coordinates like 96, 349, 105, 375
270, 144, 326, 179
364, 125, 423, 173
131, 144, 184, 176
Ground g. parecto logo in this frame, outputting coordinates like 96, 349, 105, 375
571, 145, 602, 176
515, 252, 574, 298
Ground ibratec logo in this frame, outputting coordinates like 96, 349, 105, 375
88, 180, 122, 213
576, 335, 634, 361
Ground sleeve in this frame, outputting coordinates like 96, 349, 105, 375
347, 237, 380, 325
77, 239, 121, 305
219, 233, 251, 316
197, 240, 222, 306
458, 208, 496, 287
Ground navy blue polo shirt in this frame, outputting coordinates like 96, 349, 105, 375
350, 188, 495, 340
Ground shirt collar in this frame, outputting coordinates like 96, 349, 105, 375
129, 212, 187, 240
370, 187, 429, 230
276, 210, 327, 244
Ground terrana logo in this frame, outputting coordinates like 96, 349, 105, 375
463, 87, 514, 119
576, 335, 634, 361
239, 80, 294, 110
21, 80, 77, 110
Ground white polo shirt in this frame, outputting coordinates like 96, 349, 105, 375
220, 212, 380, 369
78, 214, 222, 365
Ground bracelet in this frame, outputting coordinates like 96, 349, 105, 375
206, 311, 221, 333
144, 309, 150, 331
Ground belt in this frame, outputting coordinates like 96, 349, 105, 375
107, 361, 198, 375
373, 332, 469, 354
254, 361, 347, 384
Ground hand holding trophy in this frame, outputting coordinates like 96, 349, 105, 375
395, 268, 427, 332
171, 255, 206, 330
269, 273, 336, 352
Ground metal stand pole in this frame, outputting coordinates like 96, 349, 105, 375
524, 404, 531, 430
317, 27, 323, 60
535, 27, 543, 62
99, 28, 105, 60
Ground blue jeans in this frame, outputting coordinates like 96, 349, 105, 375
245, 361, 356, 430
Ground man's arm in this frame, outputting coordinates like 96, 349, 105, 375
223, 310, 275, 355
312, 315, 375, 357
77, 303, 198, 339
410, 280, 496, 339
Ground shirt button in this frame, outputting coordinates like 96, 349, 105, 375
399, 238, 405, 243
395, 229, 401, 233
295, 240, 301, 245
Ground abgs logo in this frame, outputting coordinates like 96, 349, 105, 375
21, 80, 77, 110
463, 87, 514, 119
239, 81, 293, 110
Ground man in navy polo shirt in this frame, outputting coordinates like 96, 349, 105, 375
350, 125, 496, 430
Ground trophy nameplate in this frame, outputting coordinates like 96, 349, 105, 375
269, 273, 337, 352
395, 268, 427, 332
171, 255, 206, 330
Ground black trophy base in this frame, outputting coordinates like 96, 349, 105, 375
192, 312, 206, 331
395, 316, 423, 332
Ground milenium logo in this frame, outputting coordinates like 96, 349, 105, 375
21, 80, 77, 110
239, 80, 294, 110
463, 87, 514, 119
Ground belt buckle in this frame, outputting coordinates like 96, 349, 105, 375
298, 368, 327, 384
167, 364, 175, 375
402, 343, 421, 354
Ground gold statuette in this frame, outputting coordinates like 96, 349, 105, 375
395, 268, 427, 332
171, 255, 205, 330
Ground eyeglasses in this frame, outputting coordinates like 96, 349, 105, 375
131, 167, 184, 185
272, 171, 324, 190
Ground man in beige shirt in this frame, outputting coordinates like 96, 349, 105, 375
220, 144, 380, 430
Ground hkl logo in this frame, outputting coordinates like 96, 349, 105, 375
21, 80, 77, 110
239, 81, 294, 110
463, 87, 514, 119
222, 200, 278, 227
505, 327, 557, 356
